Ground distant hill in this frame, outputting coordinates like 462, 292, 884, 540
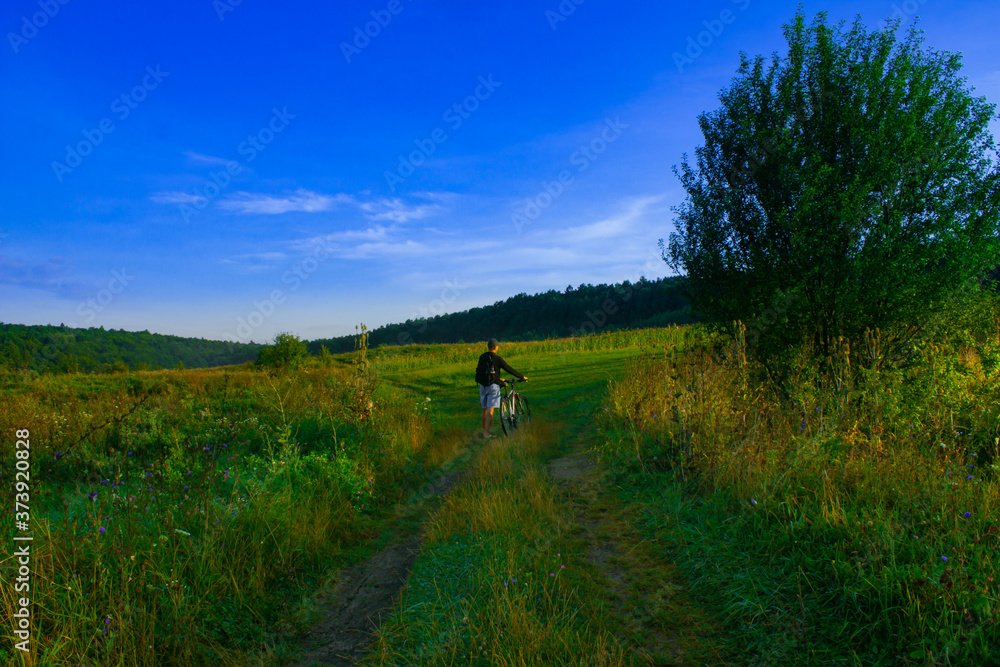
0, 323, 263, 373
1, 277, 693, 373
309, 276, 695, 354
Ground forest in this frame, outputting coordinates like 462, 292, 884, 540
0, 323, 263, 373
308, 276, 693, 354
0, 277, 692, 372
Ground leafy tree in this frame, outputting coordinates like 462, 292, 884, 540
257, 332, 308, 370
662, 10, 1000, 366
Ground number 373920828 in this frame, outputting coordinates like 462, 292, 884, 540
14, 428, 30, 521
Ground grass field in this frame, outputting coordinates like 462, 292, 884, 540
360, 329, 729, 665
3, 306, 1000, 665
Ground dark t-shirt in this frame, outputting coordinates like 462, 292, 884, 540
476, 351, 524, 386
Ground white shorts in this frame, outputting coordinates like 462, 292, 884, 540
479, 383, 501, 409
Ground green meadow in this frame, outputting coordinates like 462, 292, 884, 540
2, 307, 1000, 665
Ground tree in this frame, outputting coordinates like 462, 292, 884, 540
256, 332, 308, 370
663, 10, 1000, 365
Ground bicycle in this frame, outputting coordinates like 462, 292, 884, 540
499, 378, 530, 435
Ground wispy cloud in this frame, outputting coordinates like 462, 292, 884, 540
341, 240, 430, 259
183, 151, 232, 166
355, 196, 443, 222
148, 186, 451, 223
0, 256, 93, 300
149, 191, 205, 205
217, 190, 350, 215
564, 194, 666, 242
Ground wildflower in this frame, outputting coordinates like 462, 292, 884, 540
55, 451, 63, 459
102, 480, 108, 485
942, 556, 948, 562
964, 512, 971, 518
751, 499, 757, 505
98, 527, 105, 533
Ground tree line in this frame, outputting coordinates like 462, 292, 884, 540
0, 323, 263, 374
309, 276, 694, 354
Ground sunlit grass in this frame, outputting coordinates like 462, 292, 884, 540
367, 425, 639, 666
598, 291, 1000, 664
0, 358, 436, 665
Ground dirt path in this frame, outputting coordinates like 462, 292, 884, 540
291, 436, 726, 666
546, 447, 723, 666
293, 537, 421, 666
292, 467, 470, 666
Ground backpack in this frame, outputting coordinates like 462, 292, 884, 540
475, 352, 496, 386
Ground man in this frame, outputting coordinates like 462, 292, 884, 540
475, 338, 528, 438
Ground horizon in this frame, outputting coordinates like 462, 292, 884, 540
2, 1, 999, 344
1, 273, 684, 346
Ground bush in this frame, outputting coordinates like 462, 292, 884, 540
256, 332, 308, 370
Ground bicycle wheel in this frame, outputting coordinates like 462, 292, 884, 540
512, 394, 530, 429
500, 395, 515, 435
501, 394, 530, 435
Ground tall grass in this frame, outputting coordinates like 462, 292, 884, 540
0, 358, 434, 665
368, 327, 686, 375
368, 424, 637, 666
598, 290, 1000, 664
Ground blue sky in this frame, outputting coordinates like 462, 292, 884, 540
1, 0, 998, 343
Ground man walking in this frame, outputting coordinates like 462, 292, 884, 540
475, 338, 527, 438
